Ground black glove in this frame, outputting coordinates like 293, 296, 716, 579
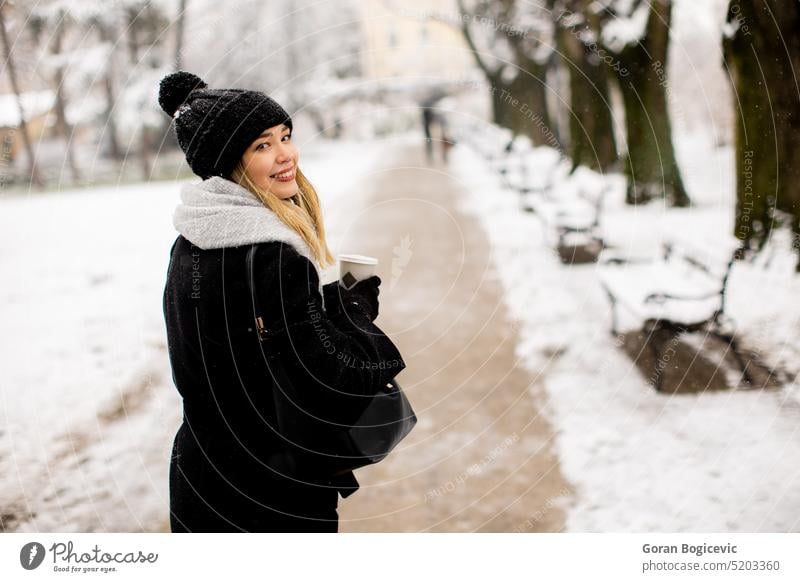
324, 276, 381, 322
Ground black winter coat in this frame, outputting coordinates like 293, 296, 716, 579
163, 234, 406, 532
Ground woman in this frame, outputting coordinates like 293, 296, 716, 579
158, 71, 406, 532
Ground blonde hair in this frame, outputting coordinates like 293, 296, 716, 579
231, 160, 335, 268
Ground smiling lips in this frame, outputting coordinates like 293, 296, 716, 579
270, 167, 295, 182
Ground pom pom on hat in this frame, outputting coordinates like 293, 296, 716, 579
158, 71, 208, 117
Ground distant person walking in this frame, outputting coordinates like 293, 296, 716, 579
421, 95, 455, 164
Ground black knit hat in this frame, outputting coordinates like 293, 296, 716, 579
158, 71, 293, 180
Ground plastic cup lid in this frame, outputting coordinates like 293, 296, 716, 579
338, 254, 378, 265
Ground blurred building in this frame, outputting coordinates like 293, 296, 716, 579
359, 0, 474, 84
0, 90, 54, 165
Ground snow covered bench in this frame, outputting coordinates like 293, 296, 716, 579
599, 236, 752, 390
453, 121, 560, 205
537, 176, 610, 264
458, 123, 513, 163
494, 138, 530, 184
554, 186, 607, 235
515, 149, 563, 211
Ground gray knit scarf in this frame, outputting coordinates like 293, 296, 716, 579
173, 176, 325, 295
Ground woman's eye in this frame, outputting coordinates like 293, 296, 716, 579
256, 135, 289, 150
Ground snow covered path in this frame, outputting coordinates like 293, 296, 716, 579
337, 139, 571, 532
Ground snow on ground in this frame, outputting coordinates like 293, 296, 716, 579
4, 125, 798, 532
449, 133, 800, 532
0, 179, 180, 530
0, 138, 389, 531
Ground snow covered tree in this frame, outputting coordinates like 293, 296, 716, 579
189, 0, 362, 133
722, 0, 800, 268
456, 0, 562, 148
601, 0, 689, 206
95, 27, 123, 160
274, 0, 363, 131
0, 1, 43, 187
20, 0, 175, 182
27, 0, 85, 183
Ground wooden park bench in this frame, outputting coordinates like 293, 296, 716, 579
598, 236, 753, 390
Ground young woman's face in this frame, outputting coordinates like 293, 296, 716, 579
239, 123, 298, 200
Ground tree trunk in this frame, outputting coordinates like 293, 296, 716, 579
101, 74, 123, 160
154, 0, 188, 152
0, 6, 43, 188
723, 0, 800, 269
126, 9, 151, 179
489, 68, 559, 148
555, 0, 618, 171
515, 54, 561, 148
95, 21, 123, 161
126, 8, 140, 64
51, 21, 82, 184
613, 0, 689, 206
174, 0, 187, 69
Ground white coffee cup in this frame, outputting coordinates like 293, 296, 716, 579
338, 254, 378, 288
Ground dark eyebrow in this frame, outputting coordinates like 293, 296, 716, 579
256, 124, 290, 139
